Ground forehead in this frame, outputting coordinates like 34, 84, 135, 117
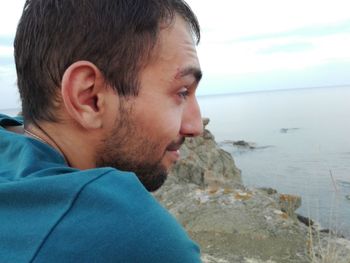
149, 15, 200, 74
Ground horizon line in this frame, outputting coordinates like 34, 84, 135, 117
197, 84, 350, 98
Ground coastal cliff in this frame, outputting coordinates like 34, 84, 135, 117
154, 118, 350, 263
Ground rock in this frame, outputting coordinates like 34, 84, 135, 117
154, 118, 350, 262
222, 140, 256, 149
221, 140, 274, 153
280, 128, 300, 134
296, 214, 314, 227
168, 118, 242, 188
233, 140, 252, 147
278, 194, 301, 217
258, 187, 278, 195
202, 117, 210, 127
157, 185, 311, 262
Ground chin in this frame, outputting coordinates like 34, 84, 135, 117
161, 159, 176, 172
162, 151, 180, 168
143, 171, 168, 192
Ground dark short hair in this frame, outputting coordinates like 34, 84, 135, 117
14, 0, 200, 123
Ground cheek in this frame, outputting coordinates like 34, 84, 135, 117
132, 95, 184, 140
137, 108, 182, 141
153, 114, 182, 141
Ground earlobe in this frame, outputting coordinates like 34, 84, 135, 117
61, 61, 106, 129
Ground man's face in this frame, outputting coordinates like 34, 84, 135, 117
96, 16, 203, 191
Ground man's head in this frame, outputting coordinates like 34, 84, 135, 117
15, 0, 200, 123
15, 0, 203, 191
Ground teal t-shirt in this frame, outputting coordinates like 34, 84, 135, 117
0, 114, 201, 262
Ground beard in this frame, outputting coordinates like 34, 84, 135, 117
95, 102, 176, 192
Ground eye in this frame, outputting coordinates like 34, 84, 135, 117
178, 88, 189, 100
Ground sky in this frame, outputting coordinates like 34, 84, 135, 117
1, 0, 350, 109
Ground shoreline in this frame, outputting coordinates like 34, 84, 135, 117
219, 139, 350, 240
155, 118, 350, 262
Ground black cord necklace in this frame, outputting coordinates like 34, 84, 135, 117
23, 125, 69, 165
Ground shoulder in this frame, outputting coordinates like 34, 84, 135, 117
0, 113, 23, 127
33, 170, 201, 263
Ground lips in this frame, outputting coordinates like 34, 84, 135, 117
166, 137, 185, 151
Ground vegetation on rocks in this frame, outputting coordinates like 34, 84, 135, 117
154, 118, 350, 263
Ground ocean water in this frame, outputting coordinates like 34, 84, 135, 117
198, 86, 350, 238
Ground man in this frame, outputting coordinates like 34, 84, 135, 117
0, 0, 203, 262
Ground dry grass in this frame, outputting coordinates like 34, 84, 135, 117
307, 170, 350, 263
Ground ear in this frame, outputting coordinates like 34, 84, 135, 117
61, 61, 108, 129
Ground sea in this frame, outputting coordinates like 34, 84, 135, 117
198, 86, 350, 238
1, 86, 349, 237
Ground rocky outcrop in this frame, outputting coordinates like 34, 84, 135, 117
154, 118, 350, 263
280, 128, 300, 134
220, 140, 274, 152
169, 117, 242, 189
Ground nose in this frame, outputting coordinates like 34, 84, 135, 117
180, 97, 203, 137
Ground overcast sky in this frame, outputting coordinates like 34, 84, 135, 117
1, 0, 350, 109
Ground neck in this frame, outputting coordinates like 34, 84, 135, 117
24, 123, 69, 165
24, 120, 99, 170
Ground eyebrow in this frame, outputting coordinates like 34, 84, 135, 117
176, 66, 203, 83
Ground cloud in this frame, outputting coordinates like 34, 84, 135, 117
237, 20, 350, 42
0, 68, 19, 109
0, 36, 14, 68
258, 42, 314, 55
0, 57, 15, 66
0, 35, 14, 46
0, 0, 25, 36
197, 59, 350, 96
0, 43, 14, 58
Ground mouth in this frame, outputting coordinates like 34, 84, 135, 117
166, 137, 185, 152
165, 137, 185, 162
